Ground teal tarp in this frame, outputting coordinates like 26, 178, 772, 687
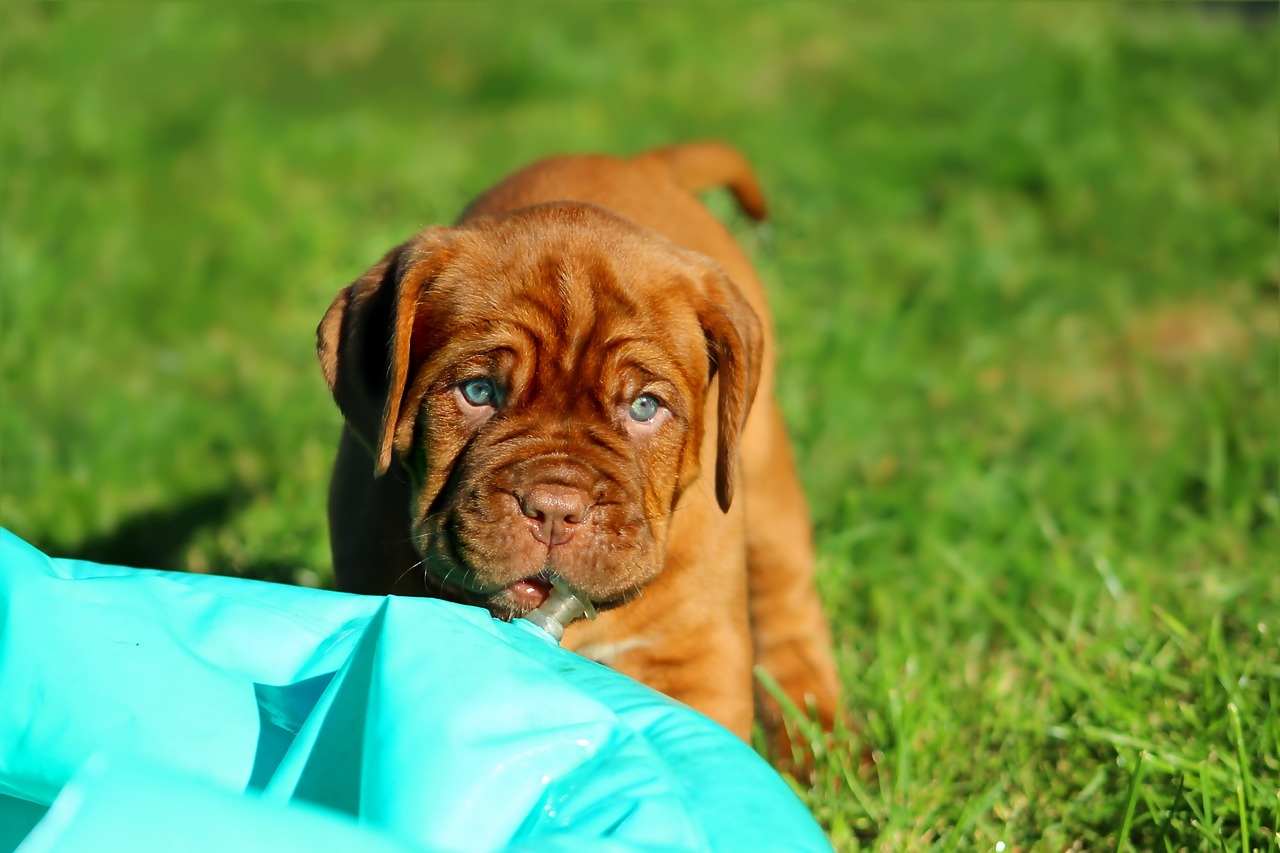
0, 530, 830, 852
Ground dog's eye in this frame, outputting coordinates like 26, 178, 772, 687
460, 378, 498, 407
628, 393, 662, 423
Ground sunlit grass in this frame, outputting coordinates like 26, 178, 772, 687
2, 3, 1276, 849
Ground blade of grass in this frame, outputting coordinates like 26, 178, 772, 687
1118, 750, 1148, 850
1227, 703, 1250, 853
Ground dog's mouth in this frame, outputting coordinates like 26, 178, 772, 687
500, 570, 555, 611
423, 517, 637, 619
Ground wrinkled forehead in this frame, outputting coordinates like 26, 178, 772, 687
415, 213, 709, 378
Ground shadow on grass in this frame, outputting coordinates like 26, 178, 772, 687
49, 485, 238, 565
42, 486, 325, 587
54, 486, 251, 571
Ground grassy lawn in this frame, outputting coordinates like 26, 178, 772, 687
2, 2, 1276, 849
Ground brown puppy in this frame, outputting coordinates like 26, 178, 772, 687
317, 142, 838, 745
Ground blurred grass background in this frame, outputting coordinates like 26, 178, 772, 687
1, 2, 1276, 849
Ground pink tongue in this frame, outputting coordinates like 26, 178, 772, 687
510, 575, 553, 607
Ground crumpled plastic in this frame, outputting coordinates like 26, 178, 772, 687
0, 529, 831, 852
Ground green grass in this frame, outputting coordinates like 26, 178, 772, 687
2, 2, 1277, 849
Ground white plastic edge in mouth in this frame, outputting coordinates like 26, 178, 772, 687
520, 579, 597, 643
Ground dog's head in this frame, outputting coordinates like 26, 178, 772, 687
318, 202, 762, 617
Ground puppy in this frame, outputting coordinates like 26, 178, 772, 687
317, 142, 839, 745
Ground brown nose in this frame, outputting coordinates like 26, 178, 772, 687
517, 484, 589, 547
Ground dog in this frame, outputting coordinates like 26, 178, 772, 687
317, 142, 839, 747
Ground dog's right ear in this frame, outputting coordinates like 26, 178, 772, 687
317, 228, 451, 476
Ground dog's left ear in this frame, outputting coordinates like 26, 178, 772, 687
696, 268, 764, 512
317, 228, 453, 476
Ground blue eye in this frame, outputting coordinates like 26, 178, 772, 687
460, 378, 498, 407
628, 393, 661, 423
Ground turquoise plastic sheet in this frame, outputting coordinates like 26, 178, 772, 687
0, 529, 830, 852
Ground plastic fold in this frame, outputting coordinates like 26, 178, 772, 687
0, 530, 830, 852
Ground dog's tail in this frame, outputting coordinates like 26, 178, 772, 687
638, 141, 768, 222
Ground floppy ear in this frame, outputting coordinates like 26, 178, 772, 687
697, 269, 764, 512
317, 229, 452, 476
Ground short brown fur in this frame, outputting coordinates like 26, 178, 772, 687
318, 142, 839, 748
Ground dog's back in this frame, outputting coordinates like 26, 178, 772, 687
461, 143, 767, 305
